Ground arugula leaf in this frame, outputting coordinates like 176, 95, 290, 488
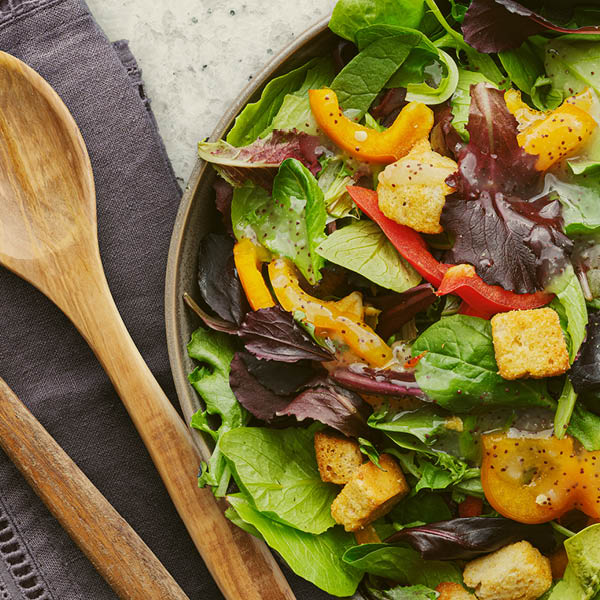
220, 426, 337, 534
450, 69, 496, 141
329, 0, 425, 44
342, 543, 462, 586
187, 328, 249, 495
198, 131, 323, 189
231, 159, 327, 284
412, 315, 552, 412
365, 583, 439, 600
227, 58, 325, 147
317, 221, 421, 293
547, 265, 588, 361
227, 494, 362, 597
331, 26, 436, 118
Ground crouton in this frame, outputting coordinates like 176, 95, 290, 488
491, 308, 569, 380
463, 541, 552, 600
354, 524, 381, 545
377, 138, 457, 234
314, 432, 363, 485
436, 582, 476, 600
331, 453, 409, 531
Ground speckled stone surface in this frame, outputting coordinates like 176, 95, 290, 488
86, 0, 336, 185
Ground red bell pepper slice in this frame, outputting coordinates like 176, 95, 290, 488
347, 186, 554, 316
347, 186, 447, 286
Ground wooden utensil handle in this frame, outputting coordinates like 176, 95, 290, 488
70, 272, 295, 600
0, 378, 189, 600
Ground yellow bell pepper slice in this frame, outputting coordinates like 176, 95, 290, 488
233, 238, 275, 311
308, 88, 434, 164
268, 258, 392, 367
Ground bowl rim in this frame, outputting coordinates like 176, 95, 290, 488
165, 15, 331, 458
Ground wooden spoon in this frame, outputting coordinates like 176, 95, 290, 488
0, 52, 295, 600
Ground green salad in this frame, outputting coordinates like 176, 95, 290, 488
185, 0, 600, 597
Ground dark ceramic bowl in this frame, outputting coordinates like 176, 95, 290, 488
165, 17, 333, 459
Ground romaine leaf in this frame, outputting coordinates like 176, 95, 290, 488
187, 328, 249, 495
240, 306, 332, 362
462, 0, 600, 54
198, 130, 323, 190
197, 234, 248, 326
385, 517, 555, 560
412, 315, 552, 412
317, 221, 421, 294
450, 69, 496, 141
226, 58, 326, 147
342, 543, 462, 586
227, 494, 362, 597
331, 26, 436, 118
220, 426, 338, 534
231, 159, 327, 284
403, 49, 460, 105
329, 0, 425, 44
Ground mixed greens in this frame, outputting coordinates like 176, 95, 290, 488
185, 1, 600, 598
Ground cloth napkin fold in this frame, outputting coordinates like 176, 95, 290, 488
0, 0, 331, 598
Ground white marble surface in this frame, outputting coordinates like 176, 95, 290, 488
86, 0, 336, 185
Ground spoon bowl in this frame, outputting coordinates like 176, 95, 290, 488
0, 50, 295, 600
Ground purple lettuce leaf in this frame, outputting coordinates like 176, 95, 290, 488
198, 130, 324, 190
229, 353, 292, 422
446, 84, 539, 200
331, 366, 428, 400
442, 192, 573, 293
183, 293, 239, 334
441, 84, 572, 293
571, 312, 600, 393
278, 377, 372, 438
241, 352, 315, 396
375, 284, 437, 340
371, 88, 408, 128
197, 233, 249, 326
463, 0, 600, 54
239, 306, 333, 363
213, 178, 234, 236
386, 517, 555, 560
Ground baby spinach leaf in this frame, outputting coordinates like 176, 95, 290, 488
227, 495, 362, 597
317, 221, 421, 294
342, 543, 462, 586
231, 159, 327, 284
227, 58, 325, 147
386, 517, 556, 560
389, 492, 452, 527
220, 426, 337, 534
450, 69, 496, 141
198, 130, 323, 190
364, 583, 439, 600
329, 0, 425, 44
547, 265, 588, 361
188, 328, 249, 495
412, 315, 552, 412
331, 26, 435, 118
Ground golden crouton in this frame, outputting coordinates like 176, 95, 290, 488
436, 582, 476, 600
330, 453, 409, 532
377, 138, 457, 234
491, 308, 569, 380
354, 524, 381, 545
314, 432, 363, 485
463, 541, 552, 600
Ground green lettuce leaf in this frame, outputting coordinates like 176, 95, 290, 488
549, 173, 600, 235
568, 404, 600, 451
316, 220, 421, 293
220, 426, 337, 534
365, 583, 440, 599
187, 328, 249, 496
342, 543, 462, 586
412, 315, 552, 412
227, 58, 329, 147
329, 0, 425, 44
231, 158, 327, 284
498, 38, 545, 97
228, 495, 362, 597
331, 25, 436, 118
317, 158, 358, 219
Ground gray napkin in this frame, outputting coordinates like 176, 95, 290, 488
0, 0, 332, 598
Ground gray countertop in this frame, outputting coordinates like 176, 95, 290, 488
87, 0, 335, 185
